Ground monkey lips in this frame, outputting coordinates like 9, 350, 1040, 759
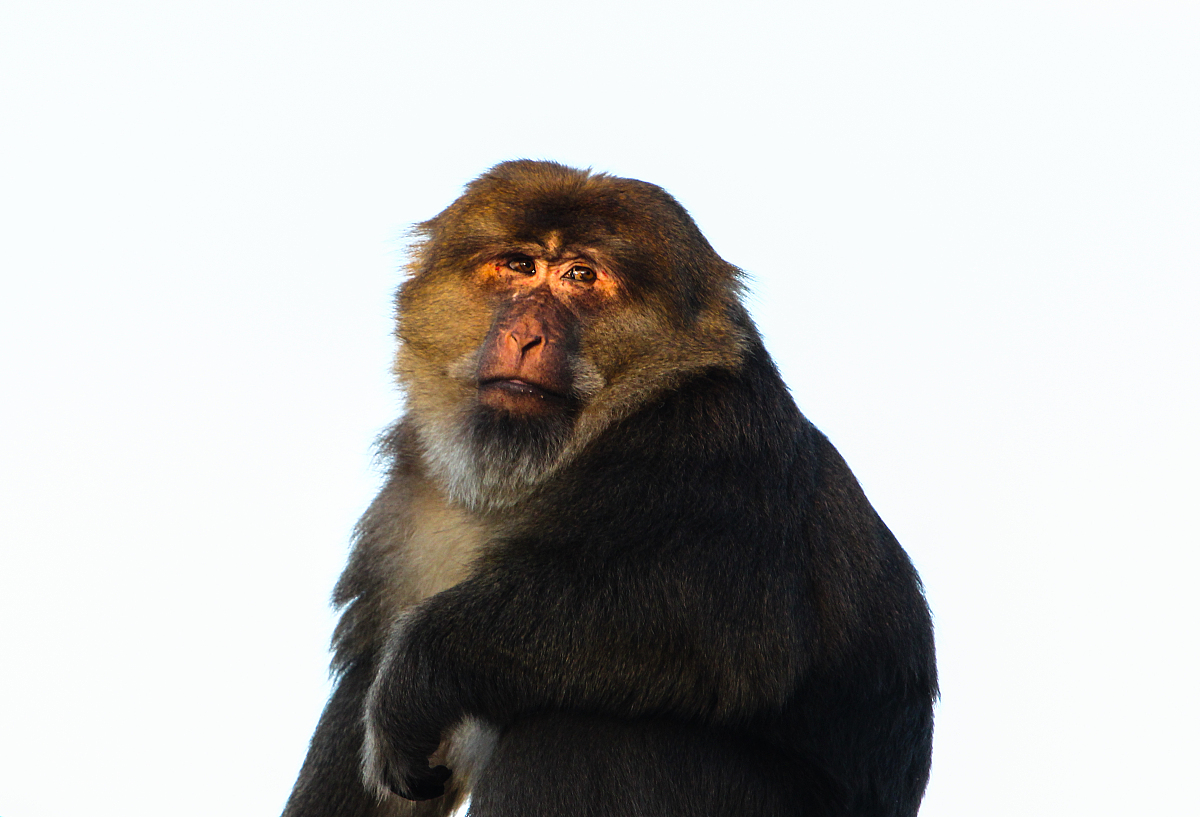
477, 376, 572, 414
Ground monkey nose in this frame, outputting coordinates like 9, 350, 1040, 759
508, 330, 544, 354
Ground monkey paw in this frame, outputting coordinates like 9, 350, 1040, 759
362, 711, 452, 801
363, 736, 453, 801
380, 758, 452, 802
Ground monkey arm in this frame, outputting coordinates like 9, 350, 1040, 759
361, 528, 809, 800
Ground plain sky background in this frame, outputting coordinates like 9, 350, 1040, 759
1, 2, 1197, 815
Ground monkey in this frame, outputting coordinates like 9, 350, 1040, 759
280, 160, 937, 817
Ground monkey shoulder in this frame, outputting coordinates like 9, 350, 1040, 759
515, 343, 928, 640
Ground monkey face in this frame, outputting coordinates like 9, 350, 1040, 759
395, 243, 620, 510
473, 252, 617, 418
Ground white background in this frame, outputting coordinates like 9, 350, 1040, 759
1, 2, 1197, 815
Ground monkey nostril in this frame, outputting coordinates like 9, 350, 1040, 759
508, 330, 544, 353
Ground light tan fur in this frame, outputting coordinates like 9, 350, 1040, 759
401, 477, 496, 601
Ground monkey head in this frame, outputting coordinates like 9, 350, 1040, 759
393, 161, 752, 510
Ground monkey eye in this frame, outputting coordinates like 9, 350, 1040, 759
562, 265, 597, 284
506, 257, 535, 275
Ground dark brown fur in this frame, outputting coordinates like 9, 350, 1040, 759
281, 161, 936, 817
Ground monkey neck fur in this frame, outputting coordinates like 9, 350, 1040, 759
409, 401, 573, 513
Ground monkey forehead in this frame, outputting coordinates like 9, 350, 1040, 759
470, 237, 611, 266
414, 161, 744, 320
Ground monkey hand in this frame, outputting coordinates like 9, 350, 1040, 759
361, 617, 459, 802
361, 707, 453, 801
373, 752, 452, 802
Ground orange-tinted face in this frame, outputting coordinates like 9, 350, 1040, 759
478, 252, 620, 303
471, 248, 621, 416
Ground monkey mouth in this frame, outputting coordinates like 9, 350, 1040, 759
478, 378, 571, 405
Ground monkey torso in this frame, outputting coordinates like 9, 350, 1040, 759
324, 341, 934, 817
